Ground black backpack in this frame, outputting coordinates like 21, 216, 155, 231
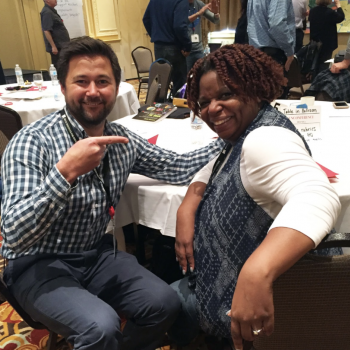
297, 40, 322, 79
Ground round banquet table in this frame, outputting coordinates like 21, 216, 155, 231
0, 82, 140, 125
113, 100, 350, 253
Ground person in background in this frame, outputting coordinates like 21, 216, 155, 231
247, 0, 295, 98
168, 44, 340, 350
40, 0, 70, 66
309, 0, 344, 74
234, 0, 249, 45
1, 36, 224, 350
331, 35, 350, 73
143, 0, 191, 99
186, 0, 220, 72
292, 0, 309, 53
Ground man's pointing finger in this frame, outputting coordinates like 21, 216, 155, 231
94, 136, 129, 145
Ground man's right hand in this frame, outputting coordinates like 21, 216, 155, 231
330, 60, 350, 73
285, 55, 294, 71
199, 3, 212, 15
181, 50, 191, 57
52, 46, 58, 55
56, 136, 129, 184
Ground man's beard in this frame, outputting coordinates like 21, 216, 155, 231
66, 96, 116, 128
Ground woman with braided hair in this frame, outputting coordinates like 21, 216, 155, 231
168, 44, 340, 350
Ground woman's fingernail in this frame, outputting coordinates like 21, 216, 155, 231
226, 310, 231, 316
182, 269, 186, 275
175, 256, 178, 262
190, 267, 194, 273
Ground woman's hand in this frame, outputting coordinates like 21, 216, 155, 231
330, 59, 350, 73
174, 182, 207, 273
229, 267, 274, 350
227, 227, 315, 349
335, 0, 341, 8
175, 209, 195, 274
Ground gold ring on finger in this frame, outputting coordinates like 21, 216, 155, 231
252, 328, 263, 336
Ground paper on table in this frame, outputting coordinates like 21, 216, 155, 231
316, 162, 338, 178
0, 91, 42, 100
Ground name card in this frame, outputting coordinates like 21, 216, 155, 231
273, 103, 322, 142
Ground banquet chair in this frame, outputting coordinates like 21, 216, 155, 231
145, 74, 161, 105
243, 232, 350, 350
0, 60, 6, 85
131, 46, 153, 99
148, 59, 172, 102
287, 56, 311, 99
0, 276, 63, 350
0, 106, 23, 160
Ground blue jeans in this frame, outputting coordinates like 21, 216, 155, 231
154, 44, 187, 98
186, 51, 204, 73
5, 235, 180, 350
168, 277, 200, 346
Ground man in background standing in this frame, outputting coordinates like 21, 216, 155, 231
292, 0, 308, 53
247, 0, 295, 97
143, 0, 191, 98
186, 0, 220, 72
41, 0, 70, 66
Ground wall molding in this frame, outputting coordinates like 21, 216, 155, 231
83, 0, 121, 42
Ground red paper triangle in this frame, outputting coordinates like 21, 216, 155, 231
316, 162, 338, 178
148, 135, 159, 145
27, 86, 47, 91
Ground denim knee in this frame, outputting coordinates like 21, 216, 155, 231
168, 277, 199, 346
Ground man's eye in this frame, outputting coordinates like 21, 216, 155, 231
99, 80, 109, 84
76, 80, 87, 84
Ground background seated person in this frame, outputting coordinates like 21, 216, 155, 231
168, 44, 341, 350
331, 36, 350, 73
0, 36, 224, 350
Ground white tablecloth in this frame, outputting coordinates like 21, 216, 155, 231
113, 101, 350, 240
0, 82, 140, 125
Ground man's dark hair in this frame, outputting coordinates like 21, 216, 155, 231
57, 36, 121, 87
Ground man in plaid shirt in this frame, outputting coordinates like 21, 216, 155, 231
1, 37, 223, 350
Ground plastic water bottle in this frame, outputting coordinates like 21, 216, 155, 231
53, 84, 61, 101
203, 44, 210, 56
15, 64, 24, 85
49, 64, 58, 86
190, 111, 204, 144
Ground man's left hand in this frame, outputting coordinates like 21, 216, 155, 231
181, 50, 190, 57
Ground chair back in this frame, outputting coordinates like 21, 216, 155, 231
0, 60, 6, 85
145, 74, 161, 105
287, 56, 303, 90
247, 233, 350, 350
148, 59, 172, 102
0, 277, 46, 329
131, 46, 153, 77
0, 106, 23, 160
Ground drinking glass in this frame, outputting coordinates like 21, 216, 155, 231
33, 73, 43, 92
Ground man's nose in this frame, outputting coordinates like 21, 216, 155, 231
86, 82, 99, 96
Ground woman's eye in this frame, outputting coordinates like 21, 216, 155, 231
220, 92, 233, 100
199, 101, 210, 109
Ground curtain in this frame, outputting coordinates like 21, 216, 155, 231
201, 0, 241, 47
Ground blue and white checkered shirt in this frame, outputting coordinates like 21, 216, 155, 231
1, 109, 224, 259
247, 0, 295, 57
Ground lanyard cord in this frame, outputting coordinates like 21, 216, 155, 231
207, 142, 233, 187
60, 109, 113, 207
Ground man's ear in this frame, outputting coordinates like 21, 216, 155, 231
61, 83, 66, 96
